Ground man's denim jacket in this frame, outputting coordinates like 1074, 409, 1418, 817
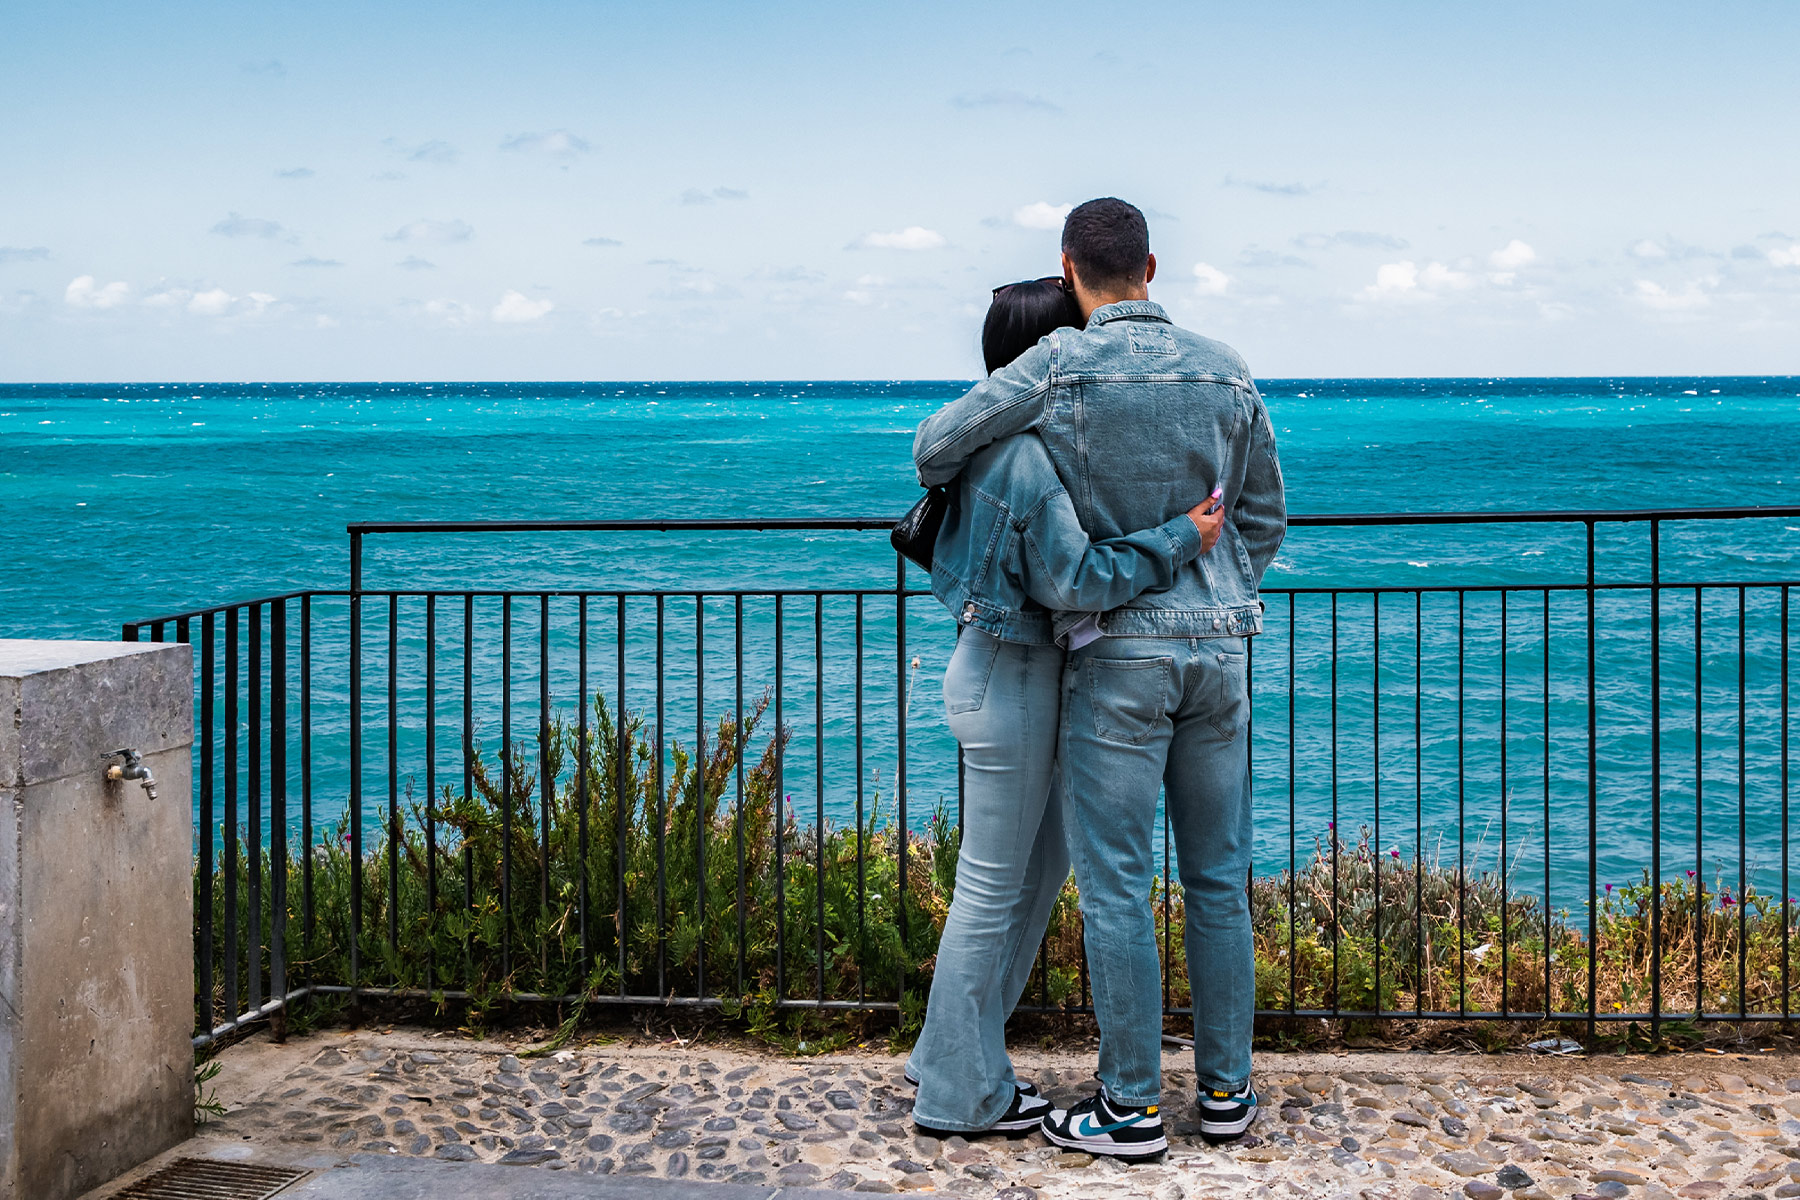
931, 432, 1205, 645
915, 301, 1286, 640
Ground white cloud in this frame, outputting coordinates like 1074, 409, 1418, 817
64, 275, 129, 308
1191, 262, 1231, 296
1360, 260, 1471, 302
385, 219, 474, 245
1013, 202, 1072, 231
211, 212, 286, 239
421, 299, 477, 326
1633, 278, 1713, 311
188, 288, 234, 315
0, 246, 51, 264
856, 227, 945, 251
1769, 245, 1800, 268
1629, 238, 1668, 260
492, 290, 553, 323
500, 129, 591, 157
1489, 239, 1536, 270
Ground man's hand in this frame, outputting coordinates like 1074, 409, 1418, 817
1186, 486, 1224, 554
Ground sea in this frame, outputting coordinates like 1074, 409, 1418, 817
5, 378, 1800, 897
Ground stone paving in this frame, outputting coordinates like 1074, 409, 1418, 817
192, 1030, 1800, 1200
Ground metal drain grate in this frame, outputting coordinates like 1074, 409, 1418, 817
109, 1157, 309, 1200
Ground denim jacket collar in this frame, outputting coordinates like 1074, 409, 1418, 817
1086, 300, 1171, 328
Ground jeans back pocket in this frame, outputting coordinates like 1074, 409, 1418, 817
1208, 650, 1248, 741
1088, 655, 1173, 745
944, 629, 1002, 715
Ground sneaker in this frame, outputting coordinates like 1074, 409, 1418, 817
913, 1083, 1052, 1139
1040, 1088, 1168, 1161
1198, 1083, 1258, 1142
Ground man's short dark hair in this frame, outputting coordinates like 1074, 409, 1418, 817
1061, 198, 1150, 289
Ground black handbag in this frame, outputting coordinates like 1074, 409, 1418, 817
891, 487, 950, 571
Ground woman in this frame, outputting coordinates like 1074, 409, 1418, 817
905, 277, 1223, 1137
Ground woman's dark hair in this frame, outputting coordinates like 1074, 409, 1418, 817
982, 276, 1083, 374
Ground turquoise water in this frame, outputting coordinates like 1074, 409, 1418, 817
5, 378, 1800, 894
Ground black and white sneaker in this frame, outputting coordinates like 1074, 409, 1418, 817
1040, 1088, 1168, 1161
913, 1083, 1052, 1139
1198, 1083, 1258, 1142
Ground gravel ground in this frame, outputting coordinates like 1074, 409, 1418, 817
186, 1030, 1800, 1200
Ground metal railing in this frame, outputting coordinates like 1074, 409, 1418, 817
123, 506, 1800, 1047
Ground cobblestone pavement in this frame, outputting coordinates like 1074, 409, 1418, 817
193, 1031, 1800, 1200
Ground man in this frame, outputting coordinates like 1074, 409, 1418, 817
912, 197, 1286, 1160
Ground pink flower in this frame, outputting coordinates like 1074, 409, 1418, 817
1721, 892, 1736, 908
1686, 870, 1695, 878
1605, 883, 1613, 894
1391, 849, 1402, 859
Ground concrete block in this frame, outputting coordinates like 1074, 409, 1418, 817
0, 640, 194, 1200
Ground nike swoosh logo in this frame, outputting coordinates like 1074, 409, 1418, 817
1074, 1114, 1145, 1137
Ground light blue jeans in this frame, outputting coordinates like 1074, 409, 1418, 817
1059, 635, 1253, 1107
907, 628, 1068, 1131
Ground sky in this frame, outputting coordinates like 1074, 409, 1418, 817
2, 0, 1797, 381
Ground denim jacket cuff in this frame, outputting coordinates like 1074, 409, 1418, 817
1163, 513, 1204, 561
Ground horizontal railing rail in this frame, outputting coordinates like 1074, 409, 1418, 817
123, 506, 1800, 1048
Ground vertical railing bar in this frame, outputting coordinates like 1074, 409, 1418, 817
775, 594, 787, 998
301, 595, 314, 952
895, 554, 909, 1000
1499, 589, 1508, 1017
1330, 591, 1339, 1011
1417, 591, 1425, 1018
248, 602, 263, 1014
578, 594, 591, 976
348, 559, 362, 997
1161, 803, 1172, 1014
462, 594, 474, 923
615, 595, 628, 996
539, 594, 553, 978
199, 611, 215, 1032
225, 606, 240, 1017
425, 594, 437, 992
1585, 521, 1597, 1041
1542, 589, 1551, 1021
541, 596, 554, 976
1290, 594, 1298, 1014
1373, 593, 1382, 1014
1783, 584, 1791, 1021
1456, 589, 1465, 1019
816, 595, 827, 1004
655, 593, 667, 997
386, 594, 399, 964
855, 594, 866, 1005
696, 594, 707, 1000
501, 594, 513, 981
1695, 586, 1704, 1020
270, 599, 287, 1015
735, 595, 747, 994
1651, 521, 1662, 1037
1738, 586, 1747, 1018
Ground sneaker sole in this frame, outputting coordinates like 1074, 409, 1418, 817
1040, 1125, 1169, 1162
1198, 1109, 1256, 1142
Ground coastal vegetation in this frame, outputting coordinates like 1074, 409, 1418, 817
198, 693, 1795, 1051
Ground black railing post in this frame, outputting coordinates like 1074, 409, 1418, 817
1585, 519, 1598, 1043
270, 597, 287, 1027
1650, 519, 1662, 1039
348, 538, 363, 1000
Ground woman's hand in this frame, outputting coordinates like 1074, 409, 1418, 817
1186, 486, 1224, 554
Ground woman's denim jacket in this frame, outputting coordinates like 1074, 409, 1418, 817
915, 301, 1286, 640
930, 431, 1204, 645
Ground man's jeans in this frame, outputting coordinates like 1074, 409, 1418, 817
1060, 635, 1253, 1106
908, 629, 1068, 1130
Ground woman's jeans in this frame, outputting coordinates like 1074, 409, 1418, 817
907, 629, 1068, 1131
1059, 635, 1253, 1107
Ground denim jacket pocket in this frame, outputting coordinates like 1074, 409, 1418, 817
944, 628, 1003, 715
1088, 655, 1173, 745
1208, 649, 1249, 741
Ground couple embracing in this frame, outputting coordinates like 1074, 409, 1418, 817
902, 198, 1287, 1160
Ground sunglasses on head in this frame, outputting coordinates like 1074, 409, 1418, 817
992, 275, 1072, 296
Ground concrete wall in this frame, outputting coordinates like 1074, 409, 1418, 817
0, 640, 194, 1200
